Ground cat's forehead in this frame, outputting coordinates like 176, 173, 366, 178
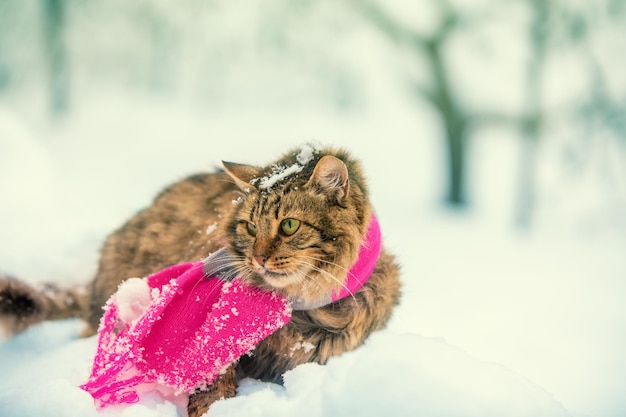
251, 144, 319, 191
244, 186, 311, 219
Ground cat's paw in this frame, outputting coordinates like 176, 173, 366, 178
187, 366, 237, 417
0, 275, 46, 335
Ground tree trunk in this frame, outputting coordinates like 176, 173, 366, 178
42, 0, 69, 115
425, 38, 467, 206
515, 0, 548, 228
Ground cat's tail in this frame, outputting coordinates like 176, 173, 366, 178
0, 274, 90, 336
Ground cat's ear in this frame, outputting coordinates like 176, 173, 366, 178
306, 155, 350, 205
222, 161, 260, 192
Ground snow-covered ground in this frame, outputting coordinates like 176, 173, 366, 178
0, 93, 625, 417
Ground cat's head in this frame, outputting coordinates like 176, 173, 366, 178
221, 144, 372, 306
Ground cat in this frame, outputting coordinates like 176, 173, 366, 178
0, 144, 401, 416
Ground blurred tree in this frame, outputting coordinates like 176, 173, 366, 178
352, 0, 626, 229
41, 0, 69, 115
353, 0, 469, 206
533, 0, 626, 231
351, 0, 528, 208
515, 0, 549, 228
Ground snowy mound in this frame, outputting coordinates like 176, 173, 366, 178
0, 320, 569, 417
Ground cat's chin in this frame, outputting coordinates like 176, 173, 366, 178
258, 271, 298, 289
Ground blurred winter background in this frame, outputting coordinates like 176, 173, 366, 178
1, 0, 625, 417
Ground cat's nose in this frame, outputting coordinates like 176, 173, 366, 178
254, 254, 267, 267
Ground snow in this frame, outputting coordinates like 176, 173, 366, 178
1, 2, 625, 416
254, 145, 319, 190
0, 321, 572, 417
290, 341, 316, 356
205, 223, 218, 235
295, 144, 318, 166
210, 332, 573, 417
258, 163, 304, 190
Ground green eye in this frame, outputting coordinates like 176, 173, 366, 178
281, 218, 301, 236
246, 222, 257, 236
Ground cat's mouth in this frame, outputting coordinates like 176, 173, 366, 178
258, 269, 289, 280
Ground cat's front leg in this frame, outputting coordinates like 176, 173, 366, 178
187, 365, 237, 417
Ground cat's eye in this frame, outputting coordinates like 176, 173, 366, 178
246, 222, 258, 236
280, 218, 301, 236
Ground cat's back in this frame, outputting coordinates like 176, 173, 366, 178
88, 171, 237, 328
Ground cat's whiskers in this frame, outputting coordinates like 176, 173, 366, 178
190, 265, 235, 299
293, 258, 357, 303
215, 254, 281, 291
291, 268, 328, 299
188, 251, 247, 295
220, 262, 253, 282
297, 255, 350, 274
203, 252, 255, 283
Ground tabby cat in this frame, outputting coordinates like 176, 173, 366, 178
0, 144, 401, 416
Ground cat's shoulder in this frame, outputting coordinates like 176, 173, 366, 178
154, 171, 235, 201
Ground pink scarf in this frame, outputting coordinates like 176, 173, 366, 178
81, 214, 381, 407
